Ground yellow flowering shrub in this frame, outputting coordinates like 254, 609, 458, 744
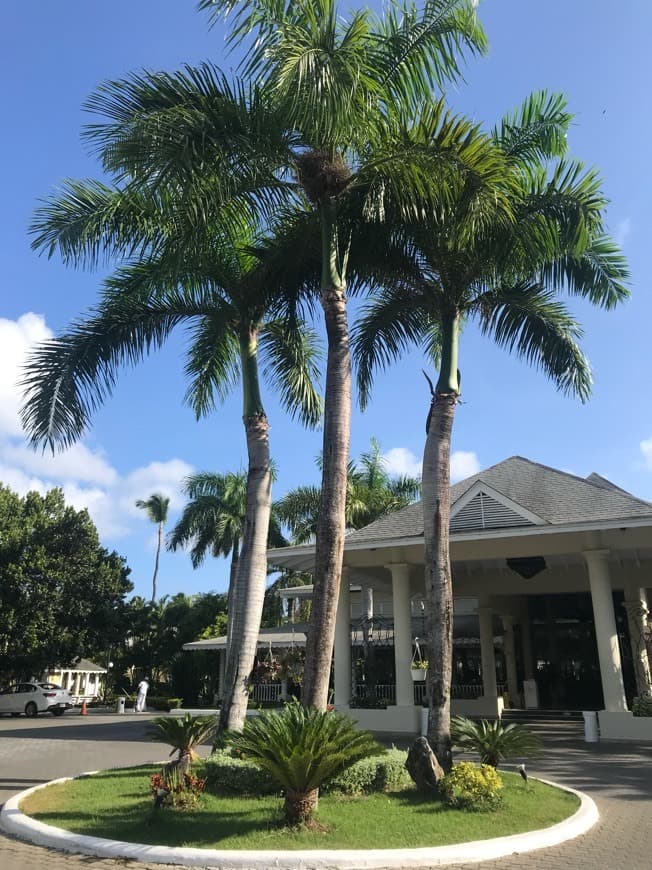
440, 761, 504, 811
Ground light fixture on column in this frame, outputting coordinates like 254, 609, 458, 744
506, 556, 546, 580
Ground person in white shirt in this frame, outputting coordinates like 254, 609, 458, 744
135, 678, 149, 713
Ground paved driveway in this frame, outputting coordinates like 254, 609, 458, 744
0, 713, 651, 869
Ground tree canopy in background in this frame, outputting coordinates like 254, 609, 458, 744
0, 485, 132, 680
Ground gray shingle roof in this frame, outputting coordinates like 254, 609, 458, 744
344, 456, 652, 544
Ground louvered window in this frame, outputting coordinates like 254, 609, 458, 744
450, 491, 534, 532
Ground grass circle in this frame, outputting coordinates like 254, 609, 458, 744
19, 761, 580, 851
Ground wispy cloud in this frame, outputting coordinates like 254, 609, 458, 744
0, 313, 194, 540
382, 446, 481, 483
640, 437, 652, 470
615, 217, 632, 248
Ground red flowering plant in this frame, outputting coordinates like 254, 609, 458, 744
150, 768, 206, 809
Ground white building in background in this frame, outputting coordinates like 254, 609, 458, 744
43, 658, 107, 703
186, 457, 652, 740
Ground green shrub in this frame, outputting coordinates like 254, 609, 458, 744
349, 696, 388, 709
632, 695, 652, 717
451, 717, 543, 768
326, 748, 411, 795
226, 700, 385, 824
147, 713, 217, 772
440, 761, 504, 811
203, 749, 278, 795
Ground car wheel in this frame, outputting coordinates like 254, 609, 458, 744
24, 702, 38, 718
50, 708, 66, 717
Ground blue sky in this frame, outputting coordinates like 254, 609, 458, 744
1, 1, 650, 601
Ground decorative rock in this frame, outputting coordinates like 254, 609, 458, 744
405, 736, 445, 792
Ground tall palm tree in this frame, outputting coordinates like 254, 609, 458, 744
135, 492, 170, 602
23, 189, 322, 731
276, 438, 421, 544
353, 91, 629, 768
90, 0, 496, 705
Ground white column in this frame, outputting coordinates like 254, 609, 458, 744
478, 606, 498, 698
623, 580, 652, 697
502, 615, 520, 706
333, 568, 352, 706
387, 563, 414, 707
584, 549, 627, 713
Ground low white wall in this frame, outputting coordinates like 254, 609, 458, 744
339, 705, 421, 734
598, 711, 652, 741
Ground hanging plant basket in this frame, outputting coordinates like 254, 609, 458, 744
411, 666, 428, 682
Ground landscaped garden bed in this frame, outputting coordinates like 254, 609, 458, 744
19, 761, 579, 851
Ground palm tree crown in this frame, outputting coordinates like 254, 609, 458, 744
136, 493, 170, 602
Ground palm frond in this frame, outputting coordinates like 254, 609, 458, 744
352, 283, 434, 409
183, 314, 241, 419
493, 90, 571, 165
474, 282, 593, 401
260, 318, 323, 428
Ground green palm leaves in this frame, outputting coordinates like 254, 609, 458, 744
450, 717, 543, 769
148, 713, 217, 768
227, 701, 384, 823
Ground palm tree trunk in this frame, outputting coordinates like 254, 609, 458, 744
219, 329, 272, 732
303, 199, 351, 709
284, 788, 319, 826
422, 312, 460, 773
152, 521, 162, 602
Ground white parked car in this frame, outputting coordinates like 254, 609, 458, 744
0, 682, 73, 717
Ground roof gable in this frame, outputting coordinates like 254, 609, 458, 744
450, 481, 546, 533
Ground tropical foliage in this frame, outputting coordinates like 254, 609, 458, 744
450, 717, 543, 768
275, 438, 420, 543
354, 89, 629, 768
148, 713, 217, 773
0, 484, 132, 681
227, 700, 384, 824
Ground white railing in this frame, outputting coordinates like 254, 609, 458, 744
252, 683, 282, 703
413, 683, 426, 704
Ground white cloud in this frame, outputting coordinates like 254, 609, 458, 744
382, 447, 422, 478
382, 446, 481, 483
450, 451, 481, 482
0, 313, 194, 540
1, 441, 117, 486
640, 438, 652, 470
615, 217, 632, 248
0, 313, 52, 437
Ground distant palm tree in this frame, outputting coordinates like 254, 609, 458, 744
135, 493, 170, 602
169, 470, 287, 650
276, 438, 421, 544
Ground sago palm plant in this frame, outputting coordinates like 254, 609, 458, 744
148, 713, 217, 774
450, 717, 543, 769
227, 701, 384, 825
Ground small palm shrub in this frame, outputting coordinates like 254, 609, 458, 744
451, 717, 543, 768
227, 700, 385, 825
440, 761, 503, 811
148, 713, 217, 773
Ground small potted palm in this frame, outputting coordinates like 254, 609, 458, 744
450, 716, 543, 768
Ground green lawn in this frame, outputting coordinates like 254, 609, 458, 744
21, 764, 579, 851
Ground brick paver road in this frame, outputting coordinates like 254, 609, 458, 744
1, 713, 651, 869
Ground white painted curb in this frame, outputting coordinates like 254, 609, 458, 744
0, 772, 598, 868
